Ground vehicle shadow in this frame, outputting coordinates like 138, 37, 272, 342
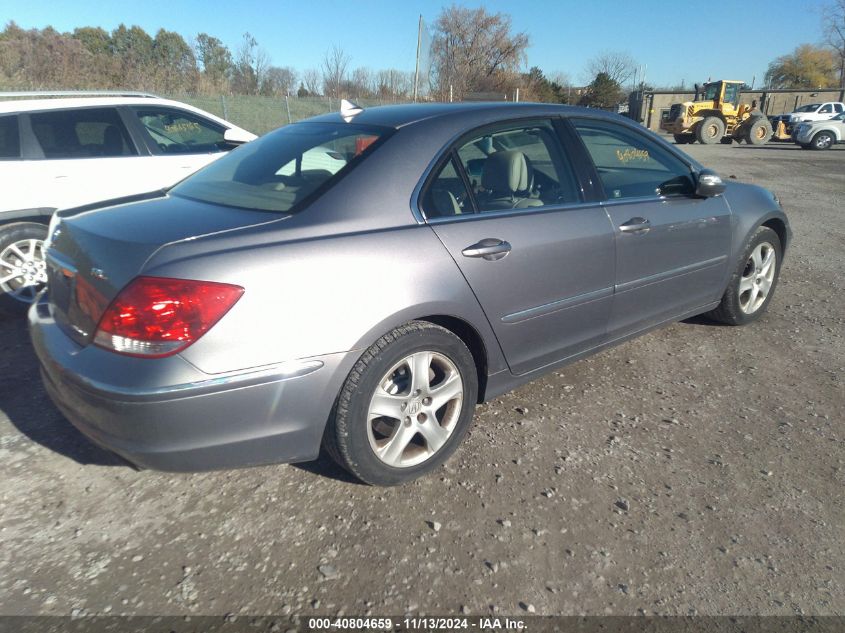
681, 314, 729, 327
0, 314, 126, 467
732, 144, 801, 151
292, 450, 365, 485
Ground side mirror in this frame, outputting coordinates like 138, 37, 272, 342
223, 128, 256, 146
696, 169, 726, 197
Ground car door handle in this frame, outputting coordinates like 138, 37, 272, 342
619, 217, 651, 234
461, 238, 512, 261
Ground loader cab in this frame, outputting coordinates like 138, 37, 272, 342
699, 81, 742, 110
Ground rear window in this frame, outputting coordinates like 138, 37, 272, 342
171, 122, 390, 213
0, 115, 20, 159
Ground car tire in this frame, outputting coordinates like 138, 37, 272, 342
705, 226, 782, 326
810, 131, 834, 150
696, 116, 725, 144
745, 118, 772, 145
324, 321, 478, 486
0, 222, 49, 315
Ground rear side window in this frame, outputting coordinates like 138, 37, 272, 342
30, 108, 136, 158
0, 116, 20, 159
572, 119, 695, 199
422, 157, 472, 218
171, 122, 390, 213
455, 120, 581, 212
134, 107, 226, 154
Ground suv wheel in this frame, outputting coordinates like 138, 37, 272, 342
0, 222, 49, 312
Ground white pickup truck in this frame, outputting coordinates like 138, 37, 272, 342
770, 101, 845, 136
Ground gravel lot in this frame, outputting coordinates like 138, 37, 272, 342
0, 140, 842, 619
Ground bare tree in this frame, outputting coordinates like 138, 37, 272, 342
350, 67, 374, 98
824, 0, 845, 89
301, 67, 321, 95
585, 51, 638, 88
321, 45, 351, 98
232, 32, 269, 94
431, 5, 529, 100
376, 69, 411, 100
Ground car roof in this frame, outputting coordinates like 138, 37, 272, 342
0, 95, 214, 116
305, 102, 617, 129
0, 96, 251, 133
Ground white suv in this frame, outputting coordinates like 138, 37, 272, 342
0, 92, 256, 308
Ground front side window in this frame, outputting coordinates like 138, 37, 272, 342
30, 108, 136, 158
171, 122, 389, 213
819, 104, 833, 114
453, 120, 580, 213
134, 108, 227, 154
723, 83, 740, 107
0, 115, 20, 159
572, 119, 695, 199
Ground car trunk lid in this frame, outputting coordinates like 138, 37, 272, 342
45, 194, 283, 346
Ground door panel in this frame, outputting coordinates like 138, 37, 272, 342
570, 117, 732, 338
431, 207, 615, 375
603, 196, 731, 336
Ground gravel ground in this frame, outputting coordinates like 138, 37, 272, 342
0, 141, 842, 619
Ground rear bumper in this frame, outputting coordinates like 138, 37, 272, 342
29, 298, 355, 471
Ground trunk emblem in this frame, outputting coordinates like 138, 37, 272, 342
90, 268, 108, 281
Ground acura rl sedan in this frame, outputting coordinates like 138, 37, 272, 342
30, 102, 790, 485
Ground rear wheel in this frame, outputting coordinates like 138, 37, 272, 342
324, 321, 478, 485
745, 118, 772, 145
810, 131, 834, 150
0, 222, 49, 315
705, 226, 781, 326
696, 116, 725, 144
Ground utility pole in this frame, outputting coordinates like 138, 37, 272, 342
413, 14, 422, 103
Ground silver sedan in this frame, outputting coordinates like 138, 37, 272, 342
30, 103, 791, 485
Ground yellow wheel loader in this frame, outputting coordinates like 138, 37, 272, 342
660, 80, 773, 145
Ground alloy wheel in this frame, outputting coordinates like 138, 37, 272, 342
366, 350, 464, 468
738, 241, 776, 314
0, 238, 47, 303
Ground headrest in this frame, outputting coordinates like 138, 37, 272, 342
481, 150, 529, 193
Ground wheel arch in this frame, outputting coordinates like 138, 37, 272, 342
761, 217, 789, 254
417, 314, 489, 403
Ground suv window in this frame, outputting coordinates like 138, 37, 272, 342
0, 115, 20, 159
835, 104, 844, 113
572, 119, 695, 199
819, 104, 833, 114
30, 108, 136, 159
454, 120, 580, 213
134, 107, 227, 154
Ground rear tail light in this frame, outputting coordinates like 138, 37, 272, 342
93, 276, 244, 358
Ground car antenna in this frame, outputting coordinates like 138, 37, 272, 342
340, 99, 363, 123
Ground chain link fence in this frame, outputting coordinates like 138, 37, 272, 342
165, 94, 414, 135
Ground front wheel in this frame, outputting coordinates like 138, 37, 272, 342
745, 118, 773, 145
324, 321, 478, 485
0, 222, 49, 314
705, 226, 782, 326
696, 116, 725, 144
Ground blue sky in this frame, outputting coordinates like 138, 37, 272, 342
0, 0, 833, 88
